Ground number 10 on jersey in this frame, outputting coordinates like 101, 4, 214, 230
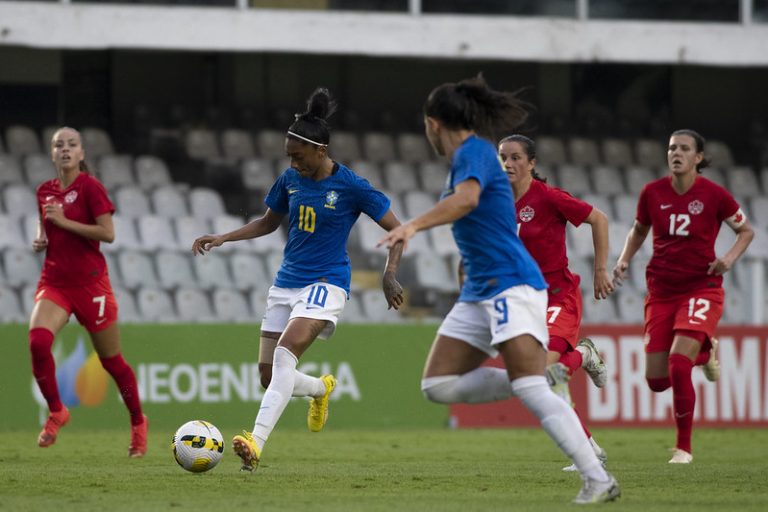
299, 205, 316, 233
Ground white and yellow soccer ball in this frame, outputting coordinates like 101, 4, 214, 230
172, 420, 225, 473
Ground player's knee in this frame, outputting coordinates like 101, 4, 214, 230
29, 328, 55, 355
421, 375, 460, 404
646, 376, 671, 392
259, 364, 273, 389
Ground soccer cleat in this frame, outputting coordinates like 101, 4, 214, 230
563, 444, 608, 472
232, 431, 261, 472
546, 363, 573, 406
702, 337, 720, 382
669, 448, 693, 464
37, 407, 70, 448
578, 338, 607, 388
128, 415, 149, 458
573, 474, 621, 504
308, 374, 336, 432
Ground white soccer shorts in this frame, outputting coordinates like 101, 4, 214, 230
261, 283, 347, 339
437, 284, 549, 357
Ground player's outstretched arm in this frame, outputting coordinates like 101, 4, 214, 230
191, 208, 284, 255
583, 207, 614, 300
377, 209, 405, 310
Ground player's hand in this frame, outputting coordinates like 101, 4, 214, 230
594, 269, 615, 300
382, 271, 404, 310
32, 237, 48, 253
707, 257, 732, 276
612, 261, 629, 287
377, 223, 417, 251
191, 234, 225, 255
43, 203, 66, 227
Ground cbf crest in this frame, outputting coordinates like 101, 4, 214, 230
324, 190, 339, 210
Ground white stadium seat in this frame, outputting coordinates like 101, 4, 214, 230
115, 186, 152, 218
155, 250, 196, 291
5, 125, 42, 156
118, 251, 159, 291
175, 288, 216, 322
137, 287, 177, 323
212, 288, 252, 323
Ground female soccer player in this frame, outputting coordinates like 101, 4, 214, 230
30, 127, 147, 457
499, 134, 612, 471
379, 76, 620, 504
191, 88, 404, 472
613, 129, 754, 464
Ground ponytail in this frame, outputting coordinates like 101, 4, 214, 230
287, 87, 337, 146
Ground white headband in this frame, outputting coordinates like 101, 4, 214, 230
287, 131, 327, 147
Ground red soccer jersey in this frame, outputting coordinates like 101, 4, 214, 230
636, 175, 740, 297
37, 172, 115, 287
516, 179, 593, 296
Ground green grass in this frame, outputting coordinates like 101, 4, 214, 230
1, 428, 766, 512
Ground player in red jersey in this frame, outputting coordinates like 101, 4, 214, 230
499, 134, 614, 471
613, 129, 754, 463
30, 127, 147, 457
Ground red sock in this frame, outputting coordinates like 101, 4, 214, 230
669, 354, 695, 453
29, 328, 63, 412
694, 350, 710, 366
558, 351, 583, 375
647, 377, 671, 392
573, 406, 591, 439
100, 354, 144, 426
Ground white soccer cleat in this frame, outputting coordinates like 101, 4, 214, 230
546, 362, 573, 406
702, 337, 720, 382
668, 448, 693, 464
563, 444, 607, 472
578, 338, 607, 388
573, 474, 621, 504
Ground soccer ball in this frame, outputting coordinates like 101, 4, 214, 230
171, 420, 225, 473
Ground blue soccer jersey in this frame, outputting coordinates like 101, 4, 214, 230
265, 163, 391, 292
443, 135, 547, 301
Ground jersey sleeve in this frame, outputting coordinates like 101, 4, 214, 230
85, 177, 115, 218
354, 176, 391, 222
716, 186, 741, 223
636, 185, 651, 226
450, 145, 487, 190
550, 187, 593, 227
264, 172, 289, 214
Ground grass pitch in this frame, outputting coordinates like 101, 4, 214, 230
1, 427, 766, 512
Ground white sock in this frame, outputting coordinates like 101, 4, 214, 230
421, 367, 513, 404
589, 436, 604, 456
252, 346, 298, 450
511, 375, 609, 482
292, 371, 325, 398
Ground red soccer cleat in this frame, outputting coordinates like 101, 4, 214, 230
128, 415, 148, 458
38, 407, 70, 448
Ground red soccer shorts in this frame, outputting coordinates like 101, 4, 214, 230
643, 287, 724, 354
35, 273, 118, 333
546, 286, 582, 349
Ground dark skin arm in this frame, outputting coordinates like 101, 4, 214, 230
376, 209, 405, 310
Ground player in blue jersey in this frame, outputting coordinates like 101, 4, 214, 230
378, 75, 620, 504
192, 88, 404, 472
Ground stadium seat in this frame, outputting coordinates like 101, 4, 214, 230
212, 214, 250, 253
703, 167, 726, 187
580, 194, 615, 222
613, 194, 638, 226
136, 287, 177, 323
212, 288, 252, 323
625, 165, 657, 196
725, 166, 761, 197
263, 250, 283, 278
103, 215, 142, 254
360, 288, 397, 323
229, 252, 270, 292
97, 155, 135, 190
751, 197, 768, 229
0, 214, 27, 250
396, 132, 432, 163
567, 254, 594, 293
23, 154, 54, 187
403, 190, 436, 218
112, 285, 141, 323
411, 252, 455, 292
636, 139, 667, 169
706, 139, 734, 168
0, 155, 24, 187
189, 187, 227, 220
21, 214, 39, 247
249, 221, 286, 254
385, 191, 406, 220
608, 223, 630, 258
175, 216, 209, 252
151, 185, 189, 217
590, 165, 625, 196
115, 185, 152, 218
418, 161, 447, 194
534, 164, 558, 188
350, 160, 384, 189
582, 294, 618, 324
241, 158, 277, 191
629, 253, 649, 293
556, 165, 592, 197
339, 291, 367, 324
715, 225, 737, 257
193, 252, 234, 290
175, 288, 216, 322
381, 161, 418, 193
2, 248, 41, 288
430, 224, 458, 256
155, 250, 197, 291
118, 251, 159, 291
81, 127, 115, 158
615, 286, 645, 324
5, 125, 42, 156
0, 285, 25, 323
535, 136, 567, 166
103, 252, 121, 286
2, 184, 37, 220
135, 155, 173, 190
256, 129, 287, 160
19, 283, 38, 318
330, 131, 361, 162
568, 137, 601, 167
221, 128, 257, 161
601, 138, 634, 167
41, 127, 57, 149
137, 215, 178, 251
721, 289, 748, 325
184, 128, 222, 161
362, 132, 397, 163
248, 288, 268, 319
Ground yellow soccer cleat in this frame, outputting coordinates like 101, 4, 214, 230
702, 337, 720, 382
232, 430, 261, 472
308, 374, 336, 432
